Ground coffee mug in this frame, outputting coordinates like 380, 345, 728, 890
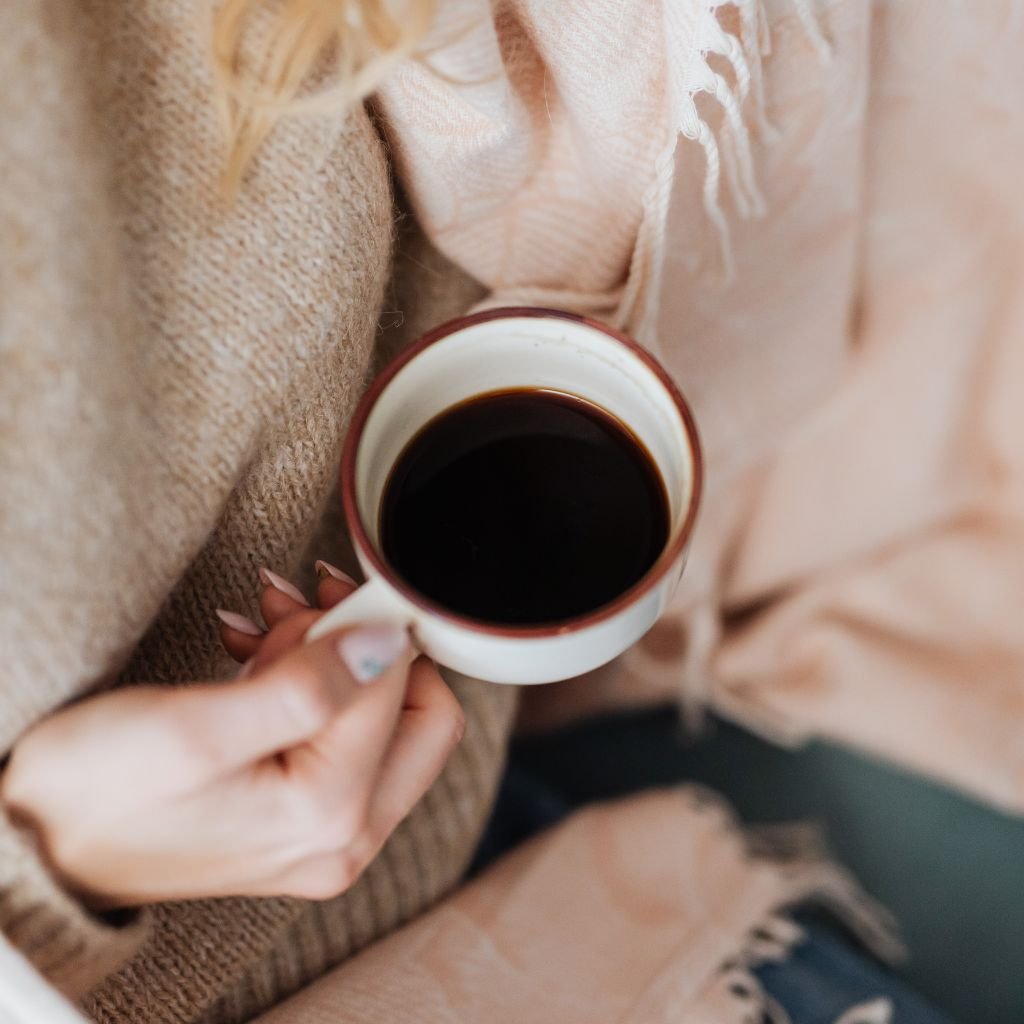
307, 308, 702, 684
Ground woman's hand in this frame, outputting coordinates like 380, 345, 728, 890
1, 563, 464, 908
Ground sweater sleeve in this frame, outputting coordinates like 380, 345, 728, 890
0, 807, 147, 1001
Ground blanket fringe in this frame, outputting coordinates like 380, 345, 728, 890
746, 820, 907, 965
704, 894, 900, 1024
680, 788, 905, 1024
618, 0, 832, 348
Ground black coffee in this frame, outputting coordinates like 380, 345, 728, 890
380, 389, 669, 626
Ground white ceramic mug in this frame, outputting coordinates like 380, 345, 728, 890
307, 308, 702, 684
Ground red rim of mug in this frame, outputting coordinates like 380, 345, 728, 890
340, 307, 704, 638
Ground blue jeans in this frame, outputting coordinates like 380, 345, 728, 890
754, 919, 955, 1024
473, 761, 957, 1024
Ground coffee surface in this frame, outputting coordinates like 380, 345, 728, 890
380, 389, 669, 625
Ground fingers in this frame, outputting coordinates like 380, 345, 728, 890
218, 562, 358, 662
216, 610, 265, 664
214, 564, 309, 664
244, 610, 320, 674
263, 661, 462, 903
259, 567, 311, 629
284, 626, 414, 812
176, 623, 412, 775
314, 560, 359, 610
257, 562, 359, 622
270, 850, 368, 901
368, 658, 465, 835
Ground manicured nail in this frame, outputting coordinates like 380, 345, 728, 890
236, 657, 256, 679
216, 609, 264, 637
337, 624, 408, 684
315, 560, 357, 586
258, 567, 310, 606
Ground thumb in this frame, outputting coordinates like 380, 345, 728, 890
180, 622, 411, 775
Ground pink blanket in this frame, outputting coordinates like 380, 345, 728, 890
380, 0, 1024, 812
254, 791, 899, 1024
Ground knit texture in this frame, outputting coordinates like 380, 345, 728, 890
0, 3, 513, 1022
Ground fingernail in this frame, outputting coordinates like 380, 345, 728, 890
337, 624, 408, 685
216, 609, 264, 636
236, 657, 256, 679
258, 567, 310, 607
315, 560, 357, 586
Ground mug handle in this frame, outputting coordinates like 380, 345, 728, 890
304, 577, 412, 644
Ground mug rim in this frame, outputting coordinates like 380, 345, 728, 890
341, 306, 704, 638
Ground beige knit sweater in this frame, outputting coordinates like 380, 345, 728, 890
0, 3, 513, 1022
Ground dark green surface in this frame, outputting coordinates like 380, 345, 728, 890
509, 711, 1024, 1024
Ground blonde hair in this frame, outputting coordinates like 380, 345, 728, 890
212, 0, 434, 194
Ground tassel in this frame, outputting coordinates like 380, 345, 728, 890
619, 0, 831, 348
791, 0, 833, 64
834, 998, 895, 1024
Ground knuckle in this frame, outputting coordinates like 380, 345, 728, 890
451, 705, 467, 745
286, 872, 334, 901
45, 828, 85, 877
1, 745, 32, 807
2, 732, 58, 812
335, 847, 370, 890
438, 700, 466, 752
290, 855, 361, 901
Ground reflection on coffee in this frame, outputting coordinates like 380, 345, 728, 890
380, 389, 669, 626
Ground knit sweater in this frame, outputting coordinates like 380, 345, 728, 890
0, 3, 513, 1022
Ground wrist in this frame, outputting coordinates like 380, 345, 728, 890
2, 766, 105, 910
